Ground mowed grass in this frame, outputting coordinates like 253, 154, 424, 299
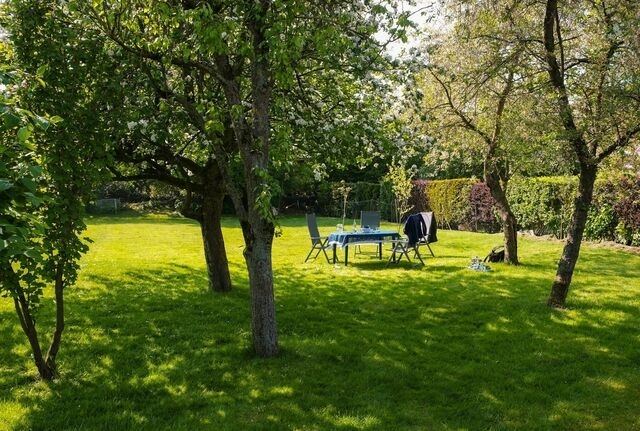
1, 214, 639, 430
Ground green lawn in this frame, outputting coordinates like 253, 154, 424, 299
1, 214, 639, 430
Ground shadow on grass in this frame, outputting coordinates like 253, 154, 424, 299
6, 247, 639, 430
0, 311, 38, 388
85, 213, 243, 230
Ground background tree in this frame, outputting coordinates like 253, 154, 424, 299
6, 0, 235, 293
542, 0, 640, 307
412, 3, 542, 264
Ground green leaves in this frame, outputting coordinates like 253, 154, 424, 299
0, 178, 12, 192
17, 124, 32, 144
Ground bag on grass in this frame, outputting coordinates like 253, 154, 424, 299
484, 245, 505, 263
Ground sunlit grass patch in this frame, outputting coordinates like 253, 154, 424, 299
0, 214, 639, 430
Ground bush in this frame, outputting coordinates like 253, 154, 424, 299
508, 176, 576, 238
469, 182, 500, 233
427, 179, 475, 229
98, 180, 151, 202
409, 180, 430, 214
585, 179, 618, 241
308, 181, 383, 220
378, 181, 395, 222
613, 175, 640, 246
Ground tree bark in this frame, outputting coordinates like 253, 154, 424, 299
543, 0, 594, 308
485, 168, 519, 264
14, 293, 56, 380
44, 262, 65, 378
200, 186, 232, 293
548, 164, 597, 307
177, 162, 233, 293
241, 218, 279, 357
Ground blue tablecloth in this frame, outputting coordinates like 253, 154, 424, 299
327, 229, 400, 265
328, 229, 399, 247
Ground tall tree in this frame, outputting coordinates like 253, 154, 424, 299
415, 3, 537, 264
542, 0, 640, 307
75, 0, 409, 356
6, 0, 234, 293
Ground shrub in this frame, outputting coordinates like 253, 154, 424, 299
351, 182, 381, 216
613, 175, 640, 245
469, 182, 500, 233
585, 179, 618, 241
98, 180, 151, 202
508, 176, 576, 238
378, 181, 395, 222
427, 179, 475, 229
409, 179, 430, 214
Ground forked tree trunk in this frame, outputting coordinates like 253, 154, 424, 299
240, 218, 278, 357
13, 292, 57, 380
548, 165, 597, 307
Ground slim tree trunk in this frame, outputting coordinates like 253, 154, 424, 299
548, 165, 597, 307
44, 262, 65, 377
200, 181, 232, 293
14, 293, 56, 380
485, 165, 519, 264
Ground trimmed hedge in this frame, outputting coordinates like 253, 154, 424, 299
426, 179, 476, 230
408, 175, 638, 246
507, 176, 576, 238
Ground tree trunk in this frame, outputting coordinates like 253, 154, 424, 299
485, 167, 519, 264
14, 293, 57, 380
241, 218, 279, 357
548, 165, 597, 307
200, 185, 232, 293
44, 262, 65, 376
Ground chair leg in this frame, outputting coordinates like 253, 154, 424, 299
321, 244, 331, 264
305, 244, 323, 263
413, 245, 425, 266
304, 246, 316, 262
426, 243, 435, 257
386, 242, 411, 266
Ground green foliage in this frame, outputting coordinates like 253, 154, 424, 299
313, 181, 382, 220
585, 204, 617, 242
384, 161, 414, 223
0, 62, 49, 312
426, 178, 476, 229
2, 215, 639, 429
584, 179, 619, 242
507, 176, 576, 238
0, 14, 104, 377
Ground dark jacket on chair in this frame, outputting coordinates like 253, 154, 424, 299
403, 214, 426, 247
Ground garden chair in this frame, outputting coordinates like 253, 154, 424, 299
417, 211, 437, 257
360, 210, 381, 229
304, 213, 331, 263
386, 213, 426, 267
355, 210, 382, 257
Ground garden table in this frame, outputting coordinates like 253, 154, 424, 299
328, 229, 400, 266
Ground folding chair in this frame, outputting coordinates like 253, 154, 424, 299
387, 213, 426, 267
355, 210, 382, 257
417, 211, 438, 257
360, 210, 381, 229
304, 213, 331, 263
